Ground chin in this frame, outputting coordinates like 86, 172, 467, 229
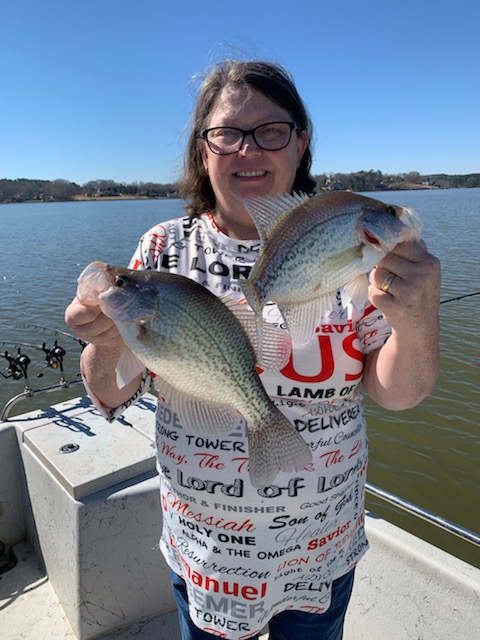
238, 183, 275, 200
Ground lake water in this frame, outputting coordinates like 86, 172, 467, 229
1, 190, 479, 566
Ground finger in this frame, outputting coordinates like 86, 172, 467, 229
370, 266, 401, 295
86, 323, 121, 346
379, 245, 440, 290
381, 240, 429, 263
65, 299, 120, 345
65, 298, 102, 327
72, 319, 120, 346
375, 248, 429, 284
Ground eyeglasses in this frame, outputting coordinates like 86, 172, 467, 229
200, 121, 300, 155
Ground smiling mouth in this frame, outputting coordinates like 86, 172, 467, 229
235, 170, 267, 178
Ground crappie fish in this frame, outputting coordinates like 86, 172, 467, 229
241, 191, 423, 345
76, 261, 312, 487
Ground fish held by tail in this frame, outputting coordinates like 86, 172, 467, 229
248, 410, 312, 487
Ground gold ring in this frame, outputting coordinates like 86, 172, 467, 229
380, 272, 396, 292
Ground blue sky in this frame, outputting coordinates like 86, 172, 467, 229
1, 0, 478, 185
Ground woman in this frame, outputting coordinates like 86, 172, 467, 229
65, 60, 440, 640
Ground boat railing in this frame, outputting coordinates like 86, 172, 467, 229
0, 378, 84, 421
366, 482, 480, 547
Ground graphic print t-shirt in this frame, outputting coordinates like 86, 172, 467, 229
126, 213, 391, 639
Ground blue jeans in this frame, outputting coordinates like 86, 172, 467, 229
170, 568, 355, 640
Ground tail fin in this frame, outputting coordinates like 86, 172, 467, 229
248, 410, 312, 488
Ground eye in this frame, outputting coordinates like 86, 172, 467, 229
114, 275, 128, 288
385, 206, 397, 216
210, 127, 238, 140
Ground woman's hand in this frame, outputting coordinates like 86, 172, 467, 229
368, 240, 441, 335
65, 297, 142, 409
363, 240, 441, 410
65, 297, 123, 348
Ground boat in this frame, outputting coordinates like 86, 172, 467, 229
1, 342, 479, 640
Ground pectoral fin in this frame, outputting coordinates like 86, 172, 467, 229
116, 348, 146, 388
278, 296, 335, 346
341, 274, 369, 309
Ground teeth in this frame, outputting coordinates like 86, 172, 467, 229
236, 171, 266, 177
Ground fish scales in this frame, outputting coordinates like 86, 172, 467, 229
256, 211, 361, 302
242, 191, 423, 346
76, 261, 312, 487
116, 275, 266, 413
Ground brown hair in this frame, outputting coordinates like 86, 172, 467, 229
179, 60, 316, 217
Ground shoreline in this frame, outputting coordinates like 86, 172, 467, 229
72, 194, 175, 201
2, 183, 477, 206
0, 194, 178, 205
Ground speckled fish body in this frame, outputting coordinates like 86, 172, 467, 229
241, 191, 423, 345
76, 262, 312, 487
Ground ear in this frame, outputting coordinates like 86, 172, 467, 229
296, 130, 309, 166
200, 145, 209, 173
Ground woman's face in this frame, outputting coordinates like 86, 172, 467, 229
200, 84, 308, 237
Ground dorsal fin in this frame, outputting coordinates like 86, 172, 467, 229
243, 192, 310, 242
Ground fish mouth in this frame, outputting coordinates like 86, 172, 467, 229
98, 267, 158, 324
359, 209, 413, 250
76, 261, 112, 304
77, 261, 157, 323
363, 230, 380, 244
361, 205, 423, 248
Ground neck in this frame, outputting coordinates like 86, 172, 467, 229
212, 208, 259, 240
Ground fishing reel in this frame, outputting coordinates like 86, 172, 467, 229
39, 341, 66, 375
1, 328, 85, 418
1, 340, 67, 381
0, 349, 31, 381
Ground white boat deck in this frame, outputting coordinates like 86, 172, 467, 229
1, 395, 479, 640
2, 516, 479, 640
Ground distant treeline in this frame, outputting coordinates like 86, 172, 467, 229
0, 178, 179, 203
1, 171, 479, 203
315, 170, 480, 192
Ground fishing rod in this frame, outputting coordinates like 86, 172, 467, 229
0, 340, 45, 352
14, 324, 87, 349
3, 291, 479, 379
440, 292, 480, 304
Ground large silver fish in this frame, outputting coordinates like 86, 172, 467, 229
241, 191, 423, 345
76, 262, 312, 487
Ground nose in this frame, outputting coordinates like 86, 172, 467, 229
238, 132, 262, 155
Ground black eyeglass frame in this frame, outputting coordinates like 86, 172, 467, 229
199, 121, 301, 155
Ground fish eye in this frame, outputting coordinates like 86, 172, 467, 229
385, 206, 397, 216
114, 275, 128, 287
